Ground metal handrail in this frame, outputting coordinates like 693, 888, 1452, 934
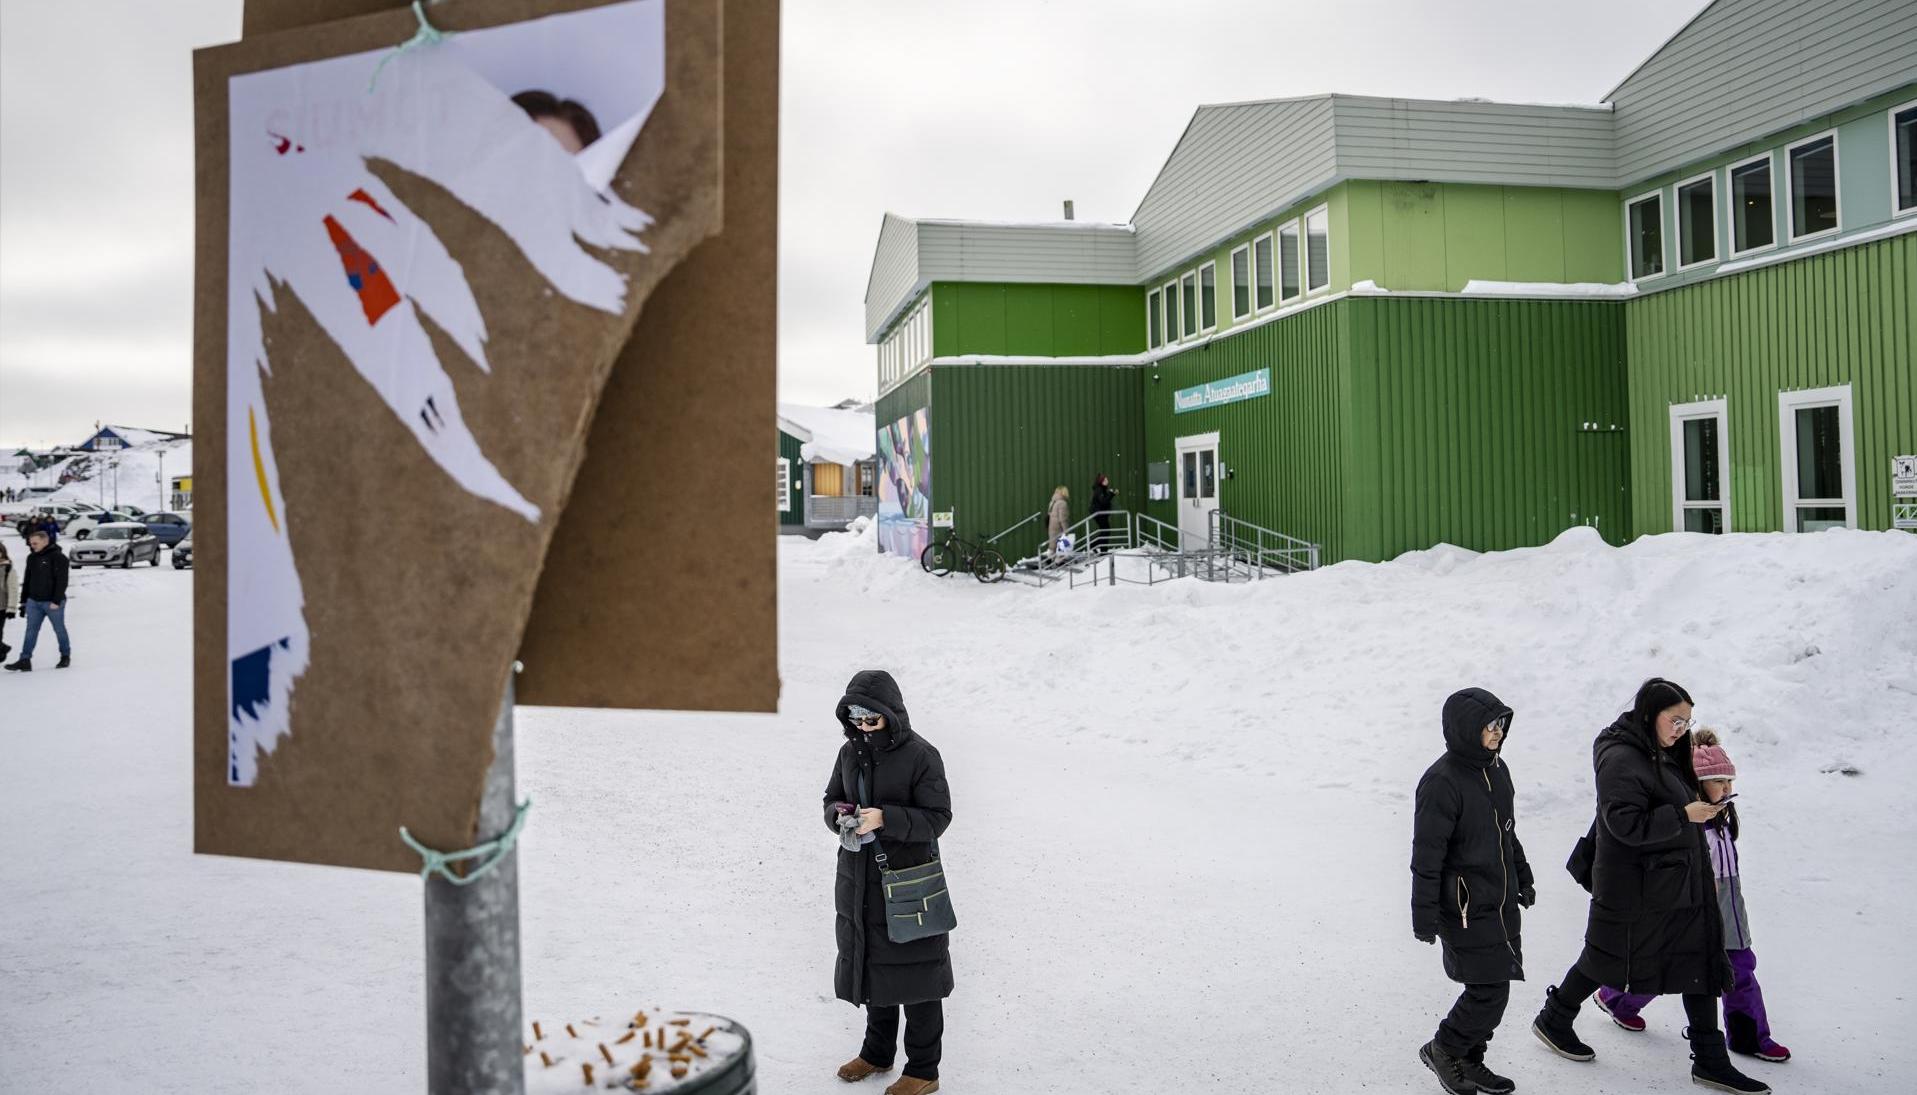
984, 510, 1046, 546
1212, 510, 1322, 577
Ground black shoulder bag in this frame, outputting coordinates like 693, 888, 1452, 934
860, 771, 957, 943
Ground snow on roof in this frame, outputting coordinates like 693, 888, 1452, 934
778, 403, 874, 466
93, 425, 189, 448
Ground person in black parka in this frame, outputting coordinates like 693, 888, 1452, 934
823, 670, 952, 1094
1531, 678, 1770, 1095
1089, 474, 1117, 553
1412, 687, 1533, 1095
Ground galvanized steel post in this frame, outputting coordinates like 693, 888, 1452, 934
424, 673, 525, 1095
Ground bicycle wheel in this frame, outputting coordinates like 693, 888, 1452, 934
920, 540, 956, 576
972, 548, 1008, 584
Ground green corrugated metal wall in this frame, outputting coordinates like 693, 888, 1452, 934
778, 429, 806, 527
1355, 297, 1630, 559
1142, 302, 1351, 561
931, 283, 1146, 358
1625, 231, 1916, 534
929, 365, 1144, 548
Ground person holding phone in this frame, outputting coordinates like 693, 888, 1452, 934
1530, 679, 1770, 1094
1595, 728, 1791, 1064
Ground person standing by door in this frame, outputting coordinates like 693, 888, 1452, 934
6, 526, 71, 672
1089, 474, 1117, 553
823, 670, 953, 1095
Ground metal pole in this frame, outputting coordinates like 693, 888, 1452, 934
425, 672, 525, 1095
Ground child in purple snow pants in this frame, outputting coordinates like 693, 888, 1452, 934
1595, 730, 1791, 1063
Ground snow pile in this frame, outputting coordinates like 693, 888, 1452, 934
2, 523, 1912, 1093
779, 403, 875, 466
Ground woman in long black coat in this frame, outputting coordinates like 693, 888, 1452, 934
823, 670, 952, 1094
1531, 679, 1769, 1094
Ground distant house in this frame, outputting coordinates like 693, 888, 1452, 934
778, 401, 878, 535
76, 425, 190, 453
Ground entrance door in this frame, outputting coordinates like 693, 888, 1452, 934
1175, 432, 1220, 550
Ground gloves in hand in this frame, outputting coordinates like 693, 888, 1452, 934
835, 812, 863, 852
1414, 929, 1437, 945
1518, 885, 1537, 909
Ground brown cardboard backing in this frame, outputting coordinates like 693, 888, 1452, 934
244, 4, 782, 715
195, 0, 764, 873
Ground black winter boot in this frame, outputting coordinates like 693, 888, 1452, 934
1462, 1045, 1515, 1094
3, 658, 29, 672
1689, 1027, 1770, 1093
56, 654, 70, 669
1419, 1040, 1478, 1094
1531, 986, 1595, 1062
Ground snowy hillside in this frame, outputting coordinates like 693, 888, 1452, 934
1, 522, 1912, 1093
1, 439, 191, 514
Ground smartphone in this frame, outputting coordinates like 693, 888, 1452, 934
833, 801, 856, 816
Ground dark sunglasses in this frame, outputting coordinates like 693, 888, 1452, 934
849, 715, 884, 728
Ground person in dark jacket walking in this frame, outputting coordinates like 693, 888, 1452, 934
1089, 474, 1117, 553
1531, 679, 1769, 1094
6, 527, 71, 672
823, 670, 952, 1095
1412, 688, 1534, 1095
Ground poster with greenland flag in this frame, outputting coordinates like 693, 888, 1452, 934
202, 0, 724, 871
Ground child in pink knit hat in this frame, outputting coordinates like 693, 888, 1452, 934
1595, 729, 1791, 1063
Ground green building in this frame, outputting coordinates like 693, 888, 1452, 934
778, 401, 879, 536
864, 0, 1917, 565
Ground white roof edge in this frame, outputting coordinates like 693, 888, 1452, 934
776, 417, 815, 442
1140, 171, 1345, 284
865, 275, 930, 346
1601, 0, 1719, 102
914, 217, 1134, 232
1327, 91, 1612, 113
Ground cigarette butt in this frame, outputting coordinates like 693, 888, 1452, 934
567, 1023, 579, 1039
669, 1018, 691, 1027
540, 1051, 555, 1068
534, 1021, 545, 1040
633, 1011, 648, 1028
582, 1062, 594, 1085
672, 1032, 693, 1052
668, 1054, 691, 1065
583, 1018, 600, 1027
638, 1054, 654, 1078
599, 1043, 616, 1066
523, 1044, 534, 1056
616, 1031, 637, 1045
685, 1042, 708, 1059
642, 1030, 652, 1049
697, 1025, 716, 1042
671, 1064, 689, 1080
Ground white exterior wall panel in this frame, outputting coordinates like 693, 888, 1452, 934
1331, 97, 1616, 187
1608, 0, 1917, 186
864, 214, 924, 343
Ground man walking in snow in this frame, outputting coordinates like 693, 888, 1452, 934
6, 527, 71, 672
1411, 687, 1533, 1094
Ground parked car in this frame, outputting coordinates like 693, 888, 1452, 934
69, 523, 162, 568
15, 503, 101, 540
140, 511, 192, 547
173, 535, 193, 570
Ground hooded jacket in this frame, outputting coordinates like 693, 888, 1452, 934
1411, 687, 1532, 984
20, 542, 68, 607
1573, 710, 1731, 994
822, 670, 954, 1007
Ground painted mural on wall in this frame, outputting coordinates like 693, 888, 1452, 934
224, 2, 662, 785
877, 408, 931, 557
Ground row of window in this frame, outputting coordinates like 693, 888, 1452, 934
877, 298, 932, 392
1146, 205, 1330, 350
1670, 385, 1858, 535
1628, 101, 1917, 282
776, 458, 878, 512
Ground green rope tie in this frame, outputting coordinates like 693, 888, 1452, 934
368, 1, 455, 93
400, 798, 531, 886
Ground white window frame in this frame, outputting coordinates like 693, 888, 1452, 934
1668, 399, 1730, 533
776, 457, 792, 512
1146, 287, 1162, 348
1228, 243, 1252, 320
1625, 189, 1666, 282
1674, 170, 1718, 272
1777, 384, 1857, 531
1890, 100, 1917, 219
1726, 152, 1778, 258
1179, 271, 1198, 339
1198, 261, 1219, 332
1163, 280, 1179, 343
1252, 233, 1276, 312
1277, 221, 1302, 302
1302, 205, 1331, 295
1784, 130, 1841, 243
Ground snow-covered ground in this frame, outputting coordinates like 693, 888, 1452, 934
1, 439, 192, 514
2, 522, 1913, 1093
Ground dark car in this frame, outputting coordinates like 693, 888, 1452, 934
139, 511, 192, 547
69, 523, 163, 568
173, 535, 193, 570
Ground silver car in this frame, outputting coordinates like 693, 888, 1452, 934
69, 522, 162, 568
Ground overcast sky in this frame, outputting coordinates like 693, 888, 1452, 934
0, 0, 1699, 449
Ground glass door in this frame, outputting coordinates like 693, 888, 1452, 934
1175, 434, 1219, 551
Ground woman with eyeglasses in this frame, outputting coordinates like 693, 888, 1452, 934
823, 669, 953, 1095
1531, 678, 1770, 1094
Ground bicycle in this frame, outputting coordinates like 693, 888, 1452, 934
919, 528, 1008, 583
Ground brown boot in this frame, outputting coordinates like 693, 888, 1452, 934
883, 1078, 939, 1095
837, 1057, 892, 1083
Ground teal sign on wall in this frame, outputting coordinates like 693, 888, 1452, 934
1174, 368, 1271, 414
